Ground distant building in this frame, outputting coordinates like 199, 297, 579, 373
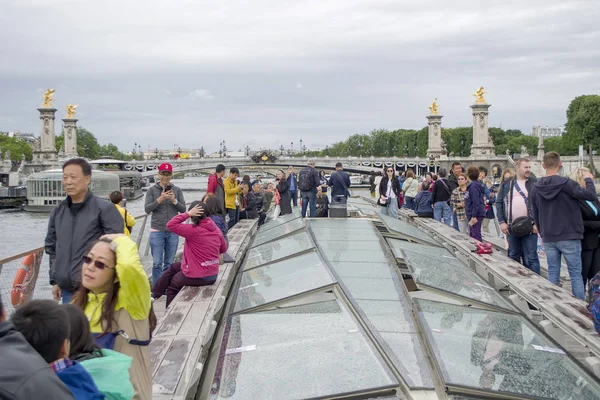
532, 126, 564, 138
0, 131, 37, 144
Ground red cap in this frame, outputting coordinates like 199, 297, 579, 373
158, 163, 173, 172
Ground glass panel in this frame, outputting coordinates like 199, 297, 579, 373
211, 300, 396, 399
309, 228, 382, 242
377, 211, 439, 246
234, 251, 335, 312
309, 218, 375, 229
243, 231, 314, 271
391, 239, 515, 311
415, 299, 600, 399
251, 218, 306, 247
388, 238, 454, 260
260, 212, 301, 232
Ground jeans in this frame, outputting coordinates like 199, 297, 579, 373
152, 262, 217, 307
433, 201, 452, 226
452, 212, 459, 231
458, 219, 469, 235
61, 290, 74, 305
331, 195, 348, 204
405, 197, 416, 211
290, 190, 297, 207
507, 233, 541, 275
381, 198, 399, 219
301, 190, 317, 218
544, 240, 585, 300
469, 217, 483, 241
227, 207, 239, 231
150, 230, 180, 286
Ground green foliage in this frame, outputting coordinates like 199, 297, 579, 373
566, 95, 600, 171
54, 127, 143, 161
0, 135, 33, 161
441, 127, 472, 156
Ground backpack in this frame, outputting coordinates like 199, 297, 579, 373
298, 168, 314, 191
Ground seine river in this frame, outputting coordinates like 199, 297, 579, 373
0, 176, 209, 259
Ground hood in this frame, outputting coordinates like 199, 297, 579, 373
468, 181, 485, 194
0, 320, 14, 339
533, 175, 570, 201
56, 361, 105, 399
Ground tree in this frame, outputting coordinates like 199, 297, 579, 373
566, 95, 600, 174
0, 135, 33, 161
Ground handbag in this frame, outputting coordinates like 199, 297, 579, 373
124, 210, 133, 234
509, 181, 533, 238
378, 181, 393, 207
93, 330, 151, 350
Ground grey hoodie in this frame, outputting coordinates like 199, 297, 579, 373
144, 183, 186, 231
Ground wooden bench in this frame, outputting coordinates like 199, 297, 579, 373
149, 219, 258, 400
396, 208, 600, 365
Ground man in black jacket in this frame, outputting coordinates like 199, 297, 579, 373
531, 152, 597, 300
298, 160, 321, 218
448, 162, 462, 231
0, 294, 75, 400
328, 162, 351, 204
45, 158, 123, 304
431, 168, 453, 226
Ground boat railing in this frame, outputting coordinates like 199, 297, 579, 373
0, 206, 179, 314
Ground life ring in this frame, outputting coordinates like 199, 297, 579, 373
11, 254, 35, 307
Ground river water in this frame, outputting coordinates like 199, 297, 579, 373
0, 176, 209, 259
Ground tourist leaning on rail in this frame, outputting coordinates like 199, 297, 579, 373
530, 152, 597, 300
571, 167, 600, 290
252, 182, 267, 226
0, 294, 75, 400
144, 162, 186, 286
153, 202, 228, 307
207, 163, 227, 217
464, 165, 487, 242
11, 300, 105, 400
224, 167, 242, 230
46, 158, 124, 305
73, 234, 154, 400
496, 159, 540, 275
450, 173, 469, 234
110, 191, 137, 238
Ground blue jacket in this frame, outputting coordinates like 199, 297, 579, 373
56, 361, 105, 400
328, 170, 351, 199
415, 191, 433, 214
210, 215, 227, 238
465, 181, 486, 219
531, 176, 597, 243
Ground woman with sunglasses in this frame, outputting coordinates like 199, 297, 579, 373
73, 234, 154, 400
378, 167, 401, 219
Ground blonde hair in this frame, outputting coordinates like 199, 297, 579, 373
571, 167, 590, 188
500, 168, 515, 185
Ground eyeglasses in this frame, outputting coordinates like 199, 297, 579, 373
83, 255, 113, 270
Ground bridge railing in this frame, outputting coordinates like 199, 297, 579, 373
0, 207, 178, 315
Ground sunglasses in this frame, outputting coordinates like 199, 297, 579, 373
387, 169, 394, 173
83, 255, 113, 270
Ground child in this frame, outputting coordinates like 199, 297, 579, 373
11, 300, 105, 400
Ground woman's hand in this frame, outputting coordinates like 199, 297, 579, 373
188, 205, 204, 218
100, 233, 127, 241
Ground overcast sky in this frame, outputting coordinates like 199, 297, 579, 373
1, 0, 599, 153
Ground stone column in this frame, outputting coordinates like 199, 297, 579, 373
63, 118, 78, 157
426, 114, 443, 159
36, 107, 58, 161
537, 128, 545, 160
470, 103, 495, 156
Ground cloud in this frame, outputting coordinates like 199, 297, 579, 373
187, 89, 214, 101
0, 0, 598, 151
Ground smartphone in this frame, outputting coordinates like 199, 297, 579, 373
164, 185, 173, 192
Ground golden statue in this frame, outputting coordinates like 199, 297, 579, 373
428, 98, 439, 115
42, 89, 55, 107
473, 86, 486, 103
66, 104, 78, 118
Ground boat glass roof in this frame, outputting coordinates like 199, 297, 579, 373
243, 230, 314, 271
415, 299, 600, 399
251, 217, 306, 247
376, 211, 440, 246
258, 210, 302, 232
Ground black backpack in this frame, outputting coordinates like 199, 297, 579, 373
298, 168, 314, 191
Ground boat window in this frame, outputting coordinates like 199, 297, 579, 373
415, 299, 600, 399
211, 299, 397, 399
259, 210, 302, 231
251, 217, 306, 247
233, 250, 335, 313
389, 239, 516, 311
243, 231, 314, 271
376, 211, 440, 246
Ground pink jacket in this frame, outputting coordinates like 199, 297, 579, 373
166, 213, 228, 278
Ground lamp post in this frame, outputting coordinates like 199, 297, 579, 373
222, 141, 227, 158
154, 148, 159, 160
299, 139, 303, 154
302, 144, 306, 155
291, 141, 294, 154
325, 145, 329, 156
280, 145, 285, 156
245, 145, 250, 156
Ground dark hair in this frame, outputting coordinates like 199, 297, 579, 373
478, 166, 488, 177
467, 166, 480, 181
11, 300, 71, 363
335, 162, 343, 168
543, 152, 561, 169
451, 162, 462, 169
205, 196, 224, 216
421, 181, 430, 191
73, 239, 157, 337
216, 164, 226, 173
63, 158, 92, 176
63, 304, 101, 359
242, 175, 251, 183
189, 201, 208, 225
109, 191, 124, 204
438, 168, 447, 178
230, 167, 239, 175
